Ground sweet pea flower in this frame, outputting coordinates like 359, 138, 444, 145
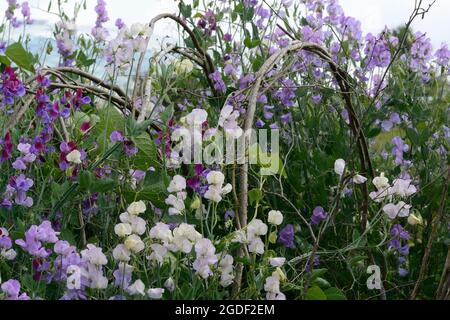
268, 210, 284, 226
127, 201, 146, 215
66, 150, 82, 164
147, 288, 165, 299
334, 159, 346, 176
269, 257, 286, 267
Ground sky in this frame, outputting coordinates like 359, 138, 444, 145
0, 0, 448, 48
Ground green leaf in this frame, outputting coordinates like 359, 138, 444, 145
367, 127, 382, 138
159, 105, 174, 124
0, 55, 11, 67
123, 170, 169, 207
306, 286, 327, 300
310, 268, 328, 280
252, 55, 264, 72
92, 107, 125, 153
78, 170, 94, 191
77, 50, 95, 67
312, 277, 331, 289
244, 37, 261, 49
248, 189, 263, 205
92, 178, 116, 193
5, 42, 35, 72
59, 229, 77, 245
179, 3, 192, 18
132, 133, 158, 170
324, 287, 347, 300
406, 128, 420, 146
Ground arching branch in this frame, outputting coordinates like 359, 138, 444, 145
233, 40, 374, 295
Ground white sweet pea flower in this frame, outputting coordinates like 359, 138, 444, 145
129, 216, 147, 236
219, 105, 243, 138
248, 237, 265, 254
383, 203, 399, 220
88, 269, 108, 290
206, 171, 225, 186
247, 219, 268, 236
112, 244, 131, 262
149, 223, 173, 244
164, 277, 176, 292
383, 202, 412, 220
268, 210, 284, 226
232, 230, 247, 244
127, 201, 146, 215
114, 223, 133, 238
391, 179, 417, 198
127, 280, 146, 296
66, 150, 82, 164
269, 257, 286, 267
185, 109, 208, 127
372, 173, 390, 190
124, 234, 145, 253
167, 175, 187, 193
204, 185, 224, 203
129, 22, 150, 37
175, 59, 194, 74
334, 159, 346, 176
170, 223, 202, 253
353, 174, 368, 184
147, 288, 165, 299
396, 201, 412, 218
408, 213, 423, 226
222, 183, 232, 195
264, 273, 280, 293
165, 193, 186, 215
1, 248, 17, 260
148, 243, 168, 266
81, 244, 108, 266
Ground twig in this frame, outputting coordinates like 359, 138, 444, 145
410, 166, 450, 299
437, 247, 450, 300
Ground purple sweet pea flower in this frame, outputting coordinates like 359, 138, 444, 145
110, 131, 124, 143
278, 224, 295, 248
311, 206, 327, 225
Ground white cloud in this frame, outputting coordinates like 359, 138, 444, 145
339, 0, 449, 47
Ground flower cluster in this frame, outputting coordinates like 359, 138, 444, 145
103, 22, 151, 76
15, 221, 59, 258
0, 279, 29, 300
234, 219, 268, 255
204, 171, 232, 203
193, 238, 218, 279
264, 268, 286, 300
165, 175, 187, 216
3, 174, 34, 208
55, 20, 77, 66
113, 201, 147, 263
0, 66, 26, 111
388, 224, 410, 277
0, 227, 16, 260
92, 0, 109, 42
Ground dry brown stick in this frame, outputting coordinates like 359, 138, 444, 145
42, 67, 130, 103
48, 83, 127, 108
437, 247, 450, 300
141, 13, 218, 97
4, 94, 35, 133
233, 40, 374, 297
411, 166, 450, 300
